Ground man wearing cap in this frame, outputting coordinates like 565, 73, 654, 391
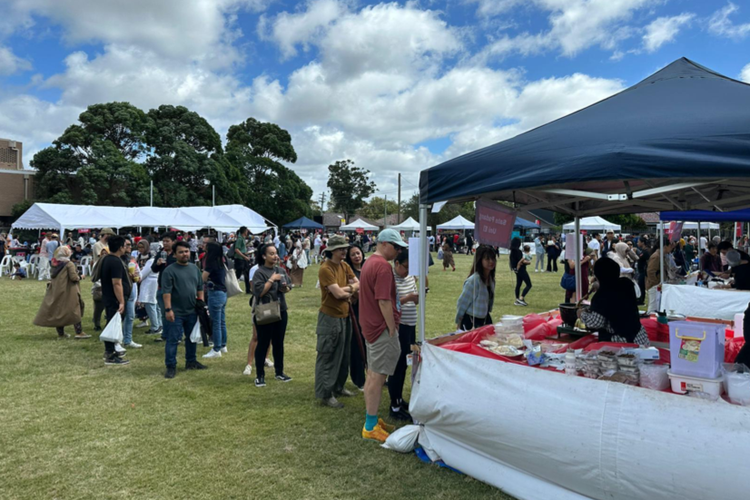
358, 228, 407, 442
315, 235, 359, 408
93, 228, 116, 265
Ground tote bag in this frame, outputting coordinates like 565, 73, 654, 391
224, 265, 243, 297
99, 313, 123, 344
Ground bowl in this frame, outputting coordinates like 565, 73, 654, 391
559, 303, 578, 327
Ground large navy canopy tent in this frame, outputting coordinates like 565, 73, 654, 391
660, 209, 750, 222
283, 216, 324, 230
514, 217, 540, 229
419, 58, 750, 217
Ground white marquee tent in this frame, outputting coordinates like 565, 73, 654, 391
390, 217, 431, 232
562, 216, 621, 232
11, 203, 274, 235
436, 215, 474, 230
340, 218, 379, 231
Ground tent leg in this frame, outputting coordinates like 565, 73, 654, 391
734, 222, 738, 247
574, 215, 589, 302
418, 204, 429, 344
659, 222, 664, 286
698, 222, 702, 273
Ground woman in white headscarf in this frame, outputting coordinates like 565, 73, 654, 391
611, 241, 641, 298
289, 240, 308, 287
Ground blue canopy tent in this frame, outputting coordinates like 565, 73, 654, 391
514, 217, 540, 230
416, 57, 750, 339
282, 216, 324, 231
661, 209, 750, 222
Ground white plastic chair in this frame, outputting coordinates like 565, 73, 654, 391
0, 255, 12, 277
28, 254, 39, 277
80, 256, 92, 277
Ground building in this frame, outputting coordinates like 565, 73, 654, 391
0, 139, 36, 223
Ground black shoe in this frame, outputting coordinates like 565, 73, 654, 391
164, 367, 176, 379
185, 361, 207, 370
105, 356, 130, 366
255, 377, 266, 387
275, 373, 292, 382
389, 407, 412, 421
94, 326, 101, 332
154, 337, 164, 342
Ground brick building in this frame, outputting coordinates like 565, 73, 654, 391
0, 138, 36, 223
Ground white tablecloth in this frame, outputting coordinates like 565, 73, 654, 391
660, 283, 750, 320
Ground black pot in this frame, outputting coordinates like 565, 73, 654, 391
559, 303, 578, 327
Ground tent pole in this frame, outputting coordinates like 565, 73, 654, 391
574, 216, 582, 302
698, 222, 702, 273
659, 222, 664, 286
150, 180, 153, 207
418, 204, 428, 344
734, 222, 738, 247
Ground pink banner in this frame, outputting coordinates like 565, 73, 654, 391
475, 199, 517, 249
667, 221, 683, 242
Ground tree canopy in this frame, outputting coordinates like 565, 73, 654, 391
359, 196, 400, 222
327, 159, 376, 222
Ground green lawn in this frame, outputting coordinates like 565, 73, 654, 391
0, 253, 566, 500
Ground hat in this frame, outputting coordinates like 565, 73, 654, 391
584, 247, 594, 256
326, 235, 349, 252
377, 228, 408, 248
100, 228, 116, 236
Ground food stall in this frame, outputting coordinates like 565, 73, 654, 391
412, 58, 750, 500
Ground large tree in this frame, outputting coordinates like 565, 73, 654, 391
327, 159, 376, 222
226, 117, 312, 224
360, 196, 400, 221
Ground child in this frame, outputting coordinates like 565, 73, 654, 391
522, 244, 534, 265
11, 262, 27, 280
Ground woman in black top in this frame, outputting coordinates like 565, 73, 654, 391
251, 244, 292, 387
510, 237, 532, 306
202, 242, 227, 358
546, 236, 560, 272
345, 244, 367, 389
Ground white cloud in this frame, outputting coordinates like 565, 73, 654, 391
740, 63, 750, 83
0, 45, 31, 75
466, 0, 524, 17
708, 2, 750, 40
642, 13, 695, 53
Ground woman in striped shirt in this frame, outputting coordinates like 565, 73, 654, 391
455, 245, 497, 331
389, 251, 419, 421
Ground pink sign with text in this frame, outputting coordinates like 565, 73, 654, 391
475, 199, 517, 249
667, 221, 683, 243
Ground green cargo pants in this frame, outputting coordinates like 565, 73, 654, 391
314, 311, 352, 399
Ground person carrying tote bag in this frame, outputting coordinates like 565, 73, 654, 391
251, 243, 293, 387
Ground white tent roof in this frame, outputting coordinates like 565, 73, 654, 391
437, 215, 474, 230
11, 203, 273, 234
562, 216, 621, 231
678, 221, 720, 230
340, 218, 379, 231
389, 216, 433, 231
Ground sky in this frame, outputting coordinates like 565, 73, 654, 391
1, 0, 749, 207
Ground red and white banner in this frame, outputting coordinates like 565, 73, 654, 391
667, 221, 683, 243
474, 199, 517, 249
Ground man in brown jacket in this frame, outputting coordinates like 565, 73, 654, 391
646, 238, 675, 312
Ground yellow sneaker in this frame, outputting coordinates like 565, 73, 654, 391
378, 418, 395, 433
362, 424, 390, 443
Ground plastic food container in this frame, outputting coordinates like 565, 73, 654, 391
669, 321, 725, 379
668, 370, 724, 398
725, 371, 750, 405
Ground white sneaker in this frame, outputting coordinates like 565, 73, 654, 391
264, 358, 274, 368
203, 349, 221, 359
220, 347, 228, 354
115, 344, 126, 353
243, 364, 253, 376
135, 321, 149, 328
534, 269, 539, 273
126, 342, 142, 349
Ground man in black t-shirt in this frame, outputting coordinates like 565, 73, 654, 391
99, 235, 131, 365
150, 232, 176, 342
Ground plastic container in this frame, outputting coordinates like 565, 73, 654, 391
669, 321, 725, 379
668, 370, 724, 398
734, 313, 745, 339
564, 350, 577, 376
725, 371, 750, 405
639, 364, 670, 390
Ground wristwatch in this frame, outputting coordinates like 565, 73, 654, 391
165, 308, 172, 312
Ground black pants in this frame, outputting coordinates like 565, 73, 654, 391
546, 256, 558, 272
349, 309, 366, 388
637, 271, 647, 305
235, 259, 251, 294
255, 310, 287, 378
103, 303, 121, 358
93, 298, 105, 329
387, 324, 416, 408
460, 313, 493, 331
736, 304, 750, 368
515, 267, 532, 299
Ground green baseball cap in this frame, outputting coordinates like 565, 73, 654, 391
377, 228, 408, 248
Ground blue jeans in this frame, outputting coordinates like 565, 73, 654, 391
143, 302, 162, 331
164, 312, 198, 368
208, 290, 227, 352
157, 291, 167, 340
123, 285, 137, 345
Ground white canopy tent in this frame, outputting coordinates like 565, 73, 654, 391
390, 217, 431, 232
562, 216, 621, 231
436, 215, 474, 230
340, 218, 379, 231
11, 203, 274, 235
679, 221, 719, 230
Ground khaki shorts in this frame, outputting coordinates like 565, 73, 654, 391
366, 328, 401, 376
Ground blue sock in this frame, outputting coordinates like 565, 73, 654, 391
365, 413, 378, 431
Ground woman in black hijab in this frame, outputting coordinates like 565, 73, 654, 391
579, 257, 650, 345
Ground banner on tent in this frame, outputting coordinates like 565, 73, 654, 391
668, 222, 684, 243
475, 199, 516, 249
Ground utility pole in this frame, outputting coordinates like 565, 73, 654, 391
150, 180, 153, 207
384, 194, 388, 226
319, 192, 327, 213
397, 173, 401, 224
212, 185, 215, 207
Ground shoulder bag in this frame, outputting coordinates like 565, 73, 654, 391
253, 267, 282, 325
224, 264, 243, 297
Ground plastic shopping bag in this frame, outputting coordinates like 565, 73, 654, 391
381, 425, 420, 453
99, 313, 123, 344
189, 319, 202, 344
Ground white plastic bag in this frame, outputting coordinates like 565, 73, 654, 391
381, 424, 420, 453
99, 313, 123, 344
189, 320, 202, 344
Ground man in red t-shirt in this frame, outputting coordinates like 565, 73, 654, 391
358, 228, 407, 442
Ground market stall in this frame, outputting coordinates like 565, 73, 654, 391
339, 218, 379, 232
562, 216, 621, 232
413, 58, 750, 500
435, 215, 473, 231
660, 283, 750, 320
283, 216, 325, 231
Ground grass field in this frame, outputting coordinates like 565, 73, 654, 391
0, 253, 566, 500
